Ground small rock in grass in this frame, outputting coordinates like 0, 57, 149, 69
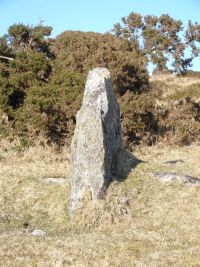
42, 177, 66, 184
149, 172, 200, 184
31, 229, 47, 237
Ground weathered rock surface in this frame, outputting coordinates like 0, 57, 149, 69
69, 68, 121, 213
31, 229, 47, 237
150, 172, 200, 184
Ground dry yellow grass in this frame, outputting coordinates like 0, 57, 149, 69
1, 140, 200, 266
150, 73, 200, 87
150, 74, 200, 109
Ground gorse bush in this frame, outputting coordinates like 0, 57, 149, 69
14, 72, 84, 144
119, 89, 160, 148
51, 31, 149, 96
0, 23, 52, 117
157, 98, 200, 145
0, 25, 150, 147
0, 21, 200, 148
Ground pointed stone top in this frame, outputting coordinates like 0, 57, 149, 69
82, 67, 115, 113
88, 67, 111, 80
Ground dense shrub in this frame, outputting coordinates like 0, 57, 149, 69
157, 98, 200, 145
119, 83, 162, 149
0, 30, 150, 147
14, 71, 84, 145
0, 23, 52, 122
51, 31, 149, 96
1, 24, 200, 148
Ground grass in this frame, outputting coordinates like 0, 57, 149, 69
150, 73, 200, 88
1, 140, 200, 266
150, 73, 200, 100
166, 83, 200, 101
0, 140, 70, 233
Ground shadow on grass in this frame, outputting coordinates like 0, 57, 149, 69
113, 148, 144, 181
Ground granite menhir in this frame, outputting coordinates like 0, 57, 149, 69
69, 68, 121, 213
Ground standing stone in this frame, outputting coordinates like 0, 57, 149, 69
69, 68, 121, 213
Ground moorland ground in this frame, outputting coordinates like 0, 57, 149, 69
0, 138, 200, 266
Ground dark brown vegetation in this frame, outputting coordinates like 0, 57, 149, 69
0, 16, 200, 149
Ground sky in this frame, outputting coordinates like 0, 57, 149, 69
0, 0, 200, 72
